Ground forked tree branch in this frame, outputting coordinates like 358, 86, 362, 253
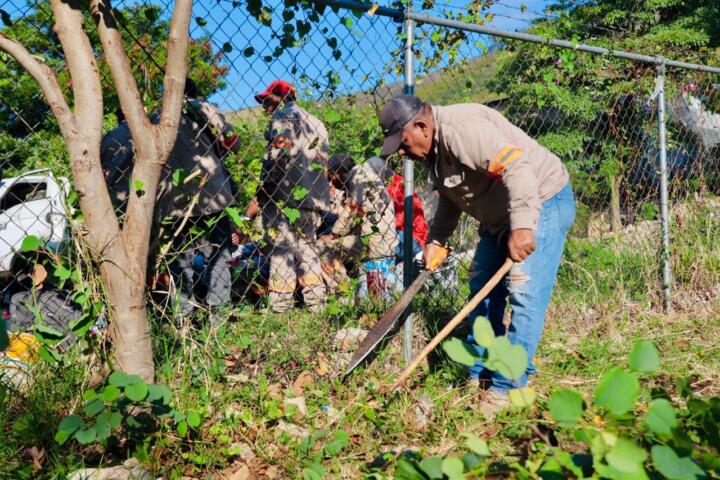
157, 0, 192, 157
49, 0, 103, 140
90, 0, 155, 160
0, 33, 74, 136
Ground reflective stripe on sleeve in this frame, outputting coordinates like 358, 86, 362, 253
489, 146, 523, 177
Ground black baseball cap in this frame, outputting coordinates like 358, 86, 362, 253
379, 94, 424, 156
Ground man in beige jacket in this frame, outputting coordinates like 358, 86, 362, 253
379, 95, 576, 418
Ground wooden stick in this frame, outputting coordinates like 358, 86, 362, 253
392, 257, 514, 390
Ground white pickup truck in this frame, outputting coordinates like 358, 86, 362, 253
0, 169, 70, 280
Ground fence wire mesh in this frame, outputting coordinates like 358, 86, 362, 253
1, 0, 720, 354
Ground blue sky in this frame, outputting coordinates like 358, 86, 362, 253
1, 0, 553, 110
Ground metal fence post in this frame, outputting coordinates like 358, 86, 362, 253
402, 6, 416, 363
656, 62, 672, 311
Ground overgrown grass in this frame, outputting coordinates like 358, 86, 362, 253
2, 198, 719, 478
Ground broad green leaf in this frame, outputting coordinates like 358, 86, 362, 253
325, 109, 341, 123
34, 324, 64, 342
629, 340, 660, 373
38, 345, 61, 363
441, 456, 465, 479
605, 438, 648, 476
133, 180, 144, 192
302, 462, 325, 480
222, 42, 233, 53
57, 415, 84, 435
187, 412, 202, 428
172, 168, 189, 186
20, 235, 42, 252
442, 337, 480, 366
651, 445, 706, 480
394, 456, 427, 480
83, 398, 105, 416
461, 432, 490, 456
472, 317, 495, 348
292, 186, 309, 201
177, 420, 188, 437
108, 411, 122, 429
100, 385, 120, 402
69, 314, 94, 336
225, 207, 245, 228
108, 371, 132, 387
147, 384, 172, 404
645, 399, 677, 437
508, 386, 536, 408
486, 336, 528, 380
54, 429, 72, 445
125, 382, 148, 402
419, 456, 444, 479
74, 428, 97, 445
595, 368, 639, 416
95, 411, 112, 440
548, 389, 585, 428
243, 47, 255, 57
283, 207, 301, 224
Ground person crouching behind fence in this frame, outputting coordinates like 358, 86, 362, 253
378, 94, 575, 419
320, 154, 399, 301
251, 80, 331, 313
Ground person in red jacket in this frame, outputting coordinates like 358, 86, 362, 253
365, 156, 428, 257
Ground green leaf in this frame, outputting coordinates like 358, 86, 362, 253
243, 47, 255, 57
645, 399, 677, 437
442, 337, 480, 366
74, 428, 97, 445
38, 345, 61, 363
419, 456, 444, 479
34, 324, 64, 343
195, 16, 207, 26
54, 429, 72, 445
133, 180, 144, 193
84, 398, 105, 416
302, 463, 325, 480
508, 387, 536, 408
108, 411, 122, 429
341, 16, 353, 28
461, 432, 490, 456
225, 207, 245, 228
100, 385, 120, 402
108, 371, 132, 387
95, 411, 112, 440
125, 382, 148, 402
605, 438, 648, 476
595, 367, 639, 416
441, 456, 465, 479
283, 207, 301, 224
70, 314, 94, 336
629, 340, 660, 373
147, 384, 172, 404
57, 415, 84, 436
486, 336, 528, 380
187, 412, 202, 429
177, 420, 188, 437
222, 42, 233, 53
172, 168, 189, 186
292, 186, 309, 201
651, 445, 705, 480
20, 235, 42, 252
549, 389, 585, 428
325, 109, 341, 123
472, 317, 494, 348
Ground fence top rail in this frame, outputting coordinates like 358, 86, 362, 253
312, 0, 720, 74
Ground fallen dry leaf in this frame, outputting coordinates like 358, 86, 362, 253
226, 464, 253, 480
292, 370, 314, 396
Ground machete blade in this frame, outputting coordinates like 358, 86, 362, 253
344, 268, 433, 376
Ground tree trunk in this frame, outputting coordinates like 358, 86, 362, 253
610, 174, 622, 232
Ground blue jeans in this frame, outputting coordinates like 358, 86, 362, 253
467, 183, 575, 392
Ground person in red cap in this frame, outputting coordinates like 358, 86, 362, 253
247, 80, 332, 313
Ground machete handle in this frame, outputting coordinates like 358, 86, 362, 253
391, 257, 514, 391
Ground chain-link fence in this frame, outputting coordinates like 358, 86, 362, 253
1, 0, 719, 360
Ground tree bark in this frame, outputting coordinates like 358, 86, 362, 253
1, 0, 192, 382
